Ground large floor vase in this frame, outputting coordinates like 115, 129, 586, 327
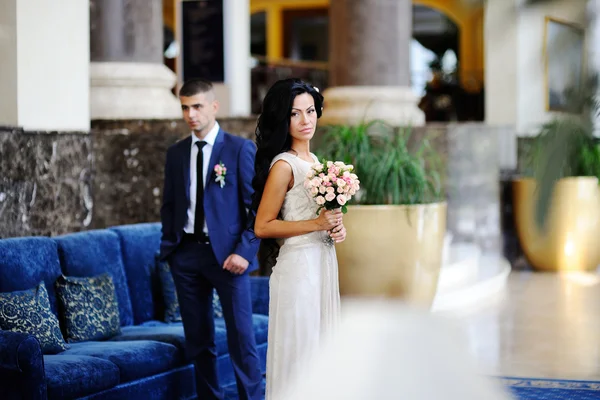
335, 203, 447, 308
513, 177, 600, 272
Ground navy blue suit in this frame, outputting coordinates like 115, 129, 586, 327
160, 128, 262, 400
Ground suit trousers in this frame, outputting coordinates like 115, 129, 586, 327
168, 236, 262, 400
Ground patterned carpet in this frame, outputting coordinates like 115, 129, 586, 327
501, 377, 600, 400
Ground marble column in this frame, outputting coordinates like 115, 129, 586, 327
321, 0, 424, 126
446, 123, 502, 254
0, 0, 90, 131
89, 0, 180, 119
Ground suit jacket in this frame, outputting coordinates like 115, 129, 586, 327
159, 128, 260, 273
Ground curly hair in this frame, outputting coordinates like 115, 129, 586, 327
249, 78, 324, 229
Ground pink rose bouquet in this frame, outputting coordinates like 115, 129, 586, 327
304, 160, 360, 215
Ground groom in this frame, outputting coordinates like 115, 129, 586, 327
160, 79, 262, 400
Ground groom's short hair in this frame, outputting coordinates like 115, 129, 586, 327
179, 79, 214, 98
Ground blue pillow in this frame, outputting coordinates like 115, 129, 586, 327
55, 273, 121, 342
156, 258, 182, 323
0, 282, 69, 354
156, 257, 223, 322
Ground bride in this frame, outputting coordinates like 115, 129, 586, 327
250, 78, 345, 399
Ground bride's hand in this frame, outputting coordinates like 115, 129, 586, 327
328, 222, 347, 243
316, 209, 342, 231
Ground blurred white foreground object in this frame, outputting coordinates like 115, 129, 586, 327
280, 299, 511, 400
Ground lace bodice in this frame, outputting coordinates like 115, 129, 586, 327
269, 152, 328, 246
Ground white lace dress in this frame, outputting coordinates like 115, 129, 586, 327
265, 152, 341, 400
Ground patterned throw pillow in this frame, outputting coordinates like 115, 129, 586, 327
0, 282, 69, 354
156, 257, 224, 322
212, 290, 223, 319
156, 258, 182, 323
55, 273, 121, 342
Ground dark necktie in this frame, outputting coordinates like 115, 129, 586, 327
195, 141, 208, 238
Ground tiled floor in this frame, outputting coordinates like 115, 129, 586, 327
226, 271, 600, 399
449, 271, 600, 381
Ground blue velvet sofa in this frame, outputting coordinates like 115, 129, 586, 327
0, 222, 269, 400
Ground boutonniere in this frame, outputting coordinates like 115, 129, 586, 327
214, 162, 227, 188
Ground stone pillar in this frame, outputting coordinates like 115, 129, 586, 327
223, 0, 251, 116
0, 0, 90, 131
322, 0, 424, 126
89, 0, 180, 119
446, 123, 502, 255
588, 0, 600, 136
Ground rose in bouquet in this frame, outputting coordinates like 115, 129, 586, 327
304, 160, 360, 215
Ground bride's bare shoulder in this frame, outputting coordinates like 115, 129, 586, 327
268, 157, 294, 189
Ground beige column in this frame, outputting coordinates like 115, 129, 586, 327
223, 0, 251, 116
322, 0, 424, 126
89, 0, 180, 119
0, 0, 90, 131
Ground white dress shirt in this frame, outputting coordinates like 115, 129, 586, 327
183, 121, 220, 235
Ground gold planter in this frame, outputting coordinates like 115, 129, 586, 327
513, 177, 600, 272
336, 203, 447, 308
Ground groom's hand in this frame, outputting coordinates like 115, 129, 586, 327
224, 254, 249, 275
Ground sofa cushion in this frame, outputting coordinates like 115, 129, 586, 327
250, 276, 270, 316
111, 321, 229, 357
109, 223, 162, 325
156, 256, 224, 322
0, 282, 69, 354
54, 230, 134, 327
63, 340, 181, 382
44, 354, 120, 400
0, 237, 62, 316
214, 314, 269, 346
55, 273, 121, 342
110, 314, 269, 357
109, 323, 187, 352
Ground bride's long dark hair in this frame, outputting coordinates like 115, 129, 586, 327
250, 78, 324, 225
249, 78, 324, 274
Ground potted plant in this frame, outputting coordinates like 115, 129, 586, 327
513, 115, 600, 272
317, 120, 447, 307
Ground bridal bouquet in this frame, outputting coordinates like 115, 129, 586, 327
304, 160, 360, 215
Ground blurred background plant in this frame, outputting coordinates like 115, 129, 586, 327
520, 74, 600, 228
319, 121, 444, 206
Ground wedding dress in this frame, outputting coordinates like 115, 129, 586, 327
265, 152, 341, 400
280, 300, 512, 400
